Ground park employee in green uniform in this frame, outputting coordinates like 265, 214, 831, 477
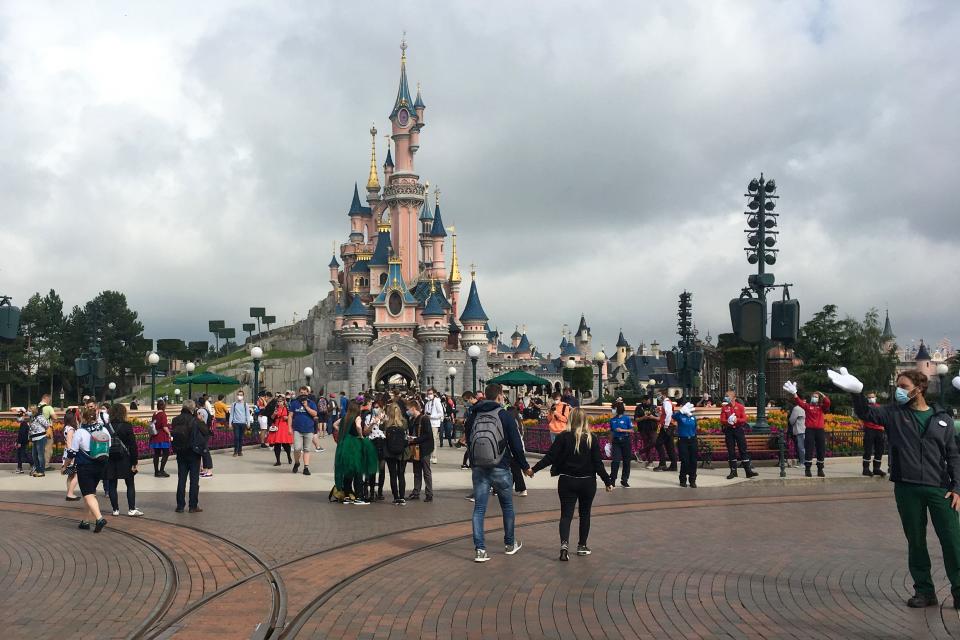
828, 367, 960, 610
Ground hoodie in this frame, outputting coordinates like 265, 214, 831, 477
463, 399, 529, 470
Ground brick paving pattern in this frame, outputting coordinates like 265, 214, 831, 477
2, 481, 958, 639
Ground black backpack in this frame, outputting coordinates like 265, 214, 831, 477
385, 426, 408, 456
105, 422, 129, 460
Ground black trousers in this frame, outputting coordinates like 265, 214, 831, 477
386, 458, 407, 500
804, 429, 826, 464
610, 438, 632, 482
863, 429, 885, 461
637, 428, 657, 463
678, 436, 698, 481
656, 428, 677, 467
107, 477, 136, 511
724, 426, 751, 466
510, 459, 527, 492
176, 452, 201, 510
367, 458, 387, 496
558, 475, 597, 546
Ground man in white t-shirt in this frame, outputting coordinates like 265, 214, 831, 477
423, 388, 444, 443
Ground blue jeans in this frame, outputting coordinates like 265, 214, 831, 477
471, 466, 516, 550
232, 423, 246, 454
31, 437, 46, 473
795, 433, 806, 464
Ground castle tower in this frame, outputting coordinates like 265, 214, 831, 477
364, 125, 382, 241
460, 268, 490, 390
385, 38, 426, 285
881, 310, 896, 351
348, 183, 366, 245
447, 226, 462, 321
418, 281, 449, 391
429, 189, 447, 280
342, 289, 374, 395
574, 314, 592, 357
328, 248, 340, 291
615, 330, 630, 365
511, 328, 522, 349
419, 183, 433, 271
372, 253, 418, 338
368, 215, 392, 296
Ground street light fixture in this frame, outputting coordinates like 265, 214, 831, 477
185, 361, 196, 401
448, 366, 457, 396
937, 363, 950, 406
108, 381, 116, 402
174, 388, 181, 404
304, 366, 314, 389
467, 345, 481, 393
148, 352, 160, 410
251, 346, 263, 404
593, 350, 606, 405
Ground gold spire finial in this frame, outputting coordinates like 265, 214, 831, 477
449, 226, 461, 284
366, 124, 380, 190
430, 279, 436, 294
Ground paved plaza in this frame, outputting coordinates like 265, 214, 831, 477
2, 445, 959, 639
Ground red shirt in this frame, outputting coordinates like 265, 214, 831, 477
720, 402, 748, 428
794, 394, 831, 430
150, 410, 170, 443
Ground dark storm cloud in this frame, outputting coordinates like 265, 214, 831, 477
1, 0, 957, 355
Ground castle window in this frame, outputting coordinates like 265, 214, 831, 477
351, 357, 355, 365
437, 351, 441, 358
388, 291, 403, 316
380, 273, 388, 286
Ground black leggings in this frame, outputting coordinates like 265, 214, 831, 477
274, 444, 292, 464
804, 428, 826, 463
510, 459, 526, 492
558, 475, 597, 546
367, 458, 386, 497
152, 448, 169, 473
107, 477, 136, 511
386, 458, 407, 500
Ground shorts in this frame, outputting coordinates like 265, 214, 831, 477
292, 431, 313, 452
258, 416, 269, 431
77, 463, 104, 496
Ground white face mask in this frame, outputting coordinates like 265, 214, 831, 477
427, 394, 434, 400
237, 396, 244, 402
867, 397, 877, 404
810, 396, 819, 404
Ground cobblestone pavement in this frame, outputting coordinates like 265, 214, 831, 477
2, 454, 958, 639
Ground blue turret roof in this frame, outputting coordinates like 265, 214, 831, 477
334, 298, 343, 316
511, 328, 522, 339
369, 228, 392, 266
459, 279, 488, 323
328, 254, 339, 268
350, 259, 370, 273
560, 336, 569, 348
344, 294, 368, 318
373, 261, 418, 306
390, 54, 416, 120
348, 183, 372, 216
575, 314, 590, 337
423, 287, 447, 316
414, 84, 425, 109
915, 340, 931, 361
430, 203, 446, 237
561, 341, 578, 357
384, 147, 393, 167
487, 325, 499, 341
616, 330, 630, 348
419, 197, 433, 222
517, 334, 531, 352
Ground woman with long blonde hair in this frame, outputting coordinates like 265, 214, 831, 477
530, 408, 613, 561
381, 403, 410, 505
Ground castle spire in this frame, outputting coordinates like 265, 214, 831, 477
390, 35, 415, 119
449, 226, 461, 284
366, 124, 380, 190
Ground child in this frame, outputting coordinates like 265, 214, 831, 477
675, 402, 698, 488
15, 409, 30, 473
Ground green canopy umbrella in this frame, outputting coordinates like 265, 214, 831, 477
173, 371, 240, 395
487, 370, 550, 387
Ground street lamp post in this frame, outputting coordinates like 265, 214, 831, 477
148, 353, 160, 410
467, 345, 481, 393
593, 351, 606, 405
251, 347, 263, 406
937, 363, 950, 406
647, 378, 657, 401
185, 361, 196, 401
108, 382, 116, 402
448, 366, 457, 396
304, 366, 314, 390
174, 388, 181, 404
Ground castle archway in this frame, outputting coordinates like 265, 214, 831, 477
371, 355, 419, 391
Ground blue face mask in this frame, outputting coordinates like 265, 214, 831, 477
895, 387, 911, 405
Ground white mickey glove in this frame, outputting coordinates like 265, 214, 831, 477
680, 402, 694, 416
727, 413, 737, 425
953, 375, 960, 392
782, 380, 798, 396
826, 367, 864, 394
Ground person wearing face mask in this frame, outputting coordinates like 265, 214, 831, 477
828, 366, 960, 610
230, 392, 251, 457
782, 382, 831, 477
719, 389, 759, 479
423, 389, 445, 448
861, 392, 886, 477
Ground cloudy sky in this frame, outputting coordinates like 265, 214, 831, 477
2, 0, 957, 357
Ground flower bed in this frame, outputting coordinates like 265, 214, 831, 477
0, 419, 259, 463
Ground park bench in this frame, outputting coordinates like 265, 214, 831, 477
697, 433, 783, 467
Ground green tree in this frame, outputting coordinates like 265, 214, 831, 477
850, 308, 898, 395
792, 305, 859, 394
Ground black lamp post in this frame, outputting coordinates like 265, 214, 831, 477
185, 361, 196, 401
937, 363, 949, 406
468, 345, 481, 393
448, 366, 457, 396
148, 353, 160, 410
108, 382, 116, 402
304, 366, 313, 390
593, 350, 606, 405
251, 346, 263, 404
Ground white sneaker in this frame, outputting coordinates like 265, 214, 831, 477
127, 509, 144, 517
516, 490, 528, 497
111, 510, 120, 516
505, 540, 523, 555
474, 548, 490, 562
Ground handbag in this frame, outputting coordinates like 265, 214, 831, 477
149, 418, 158, 437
